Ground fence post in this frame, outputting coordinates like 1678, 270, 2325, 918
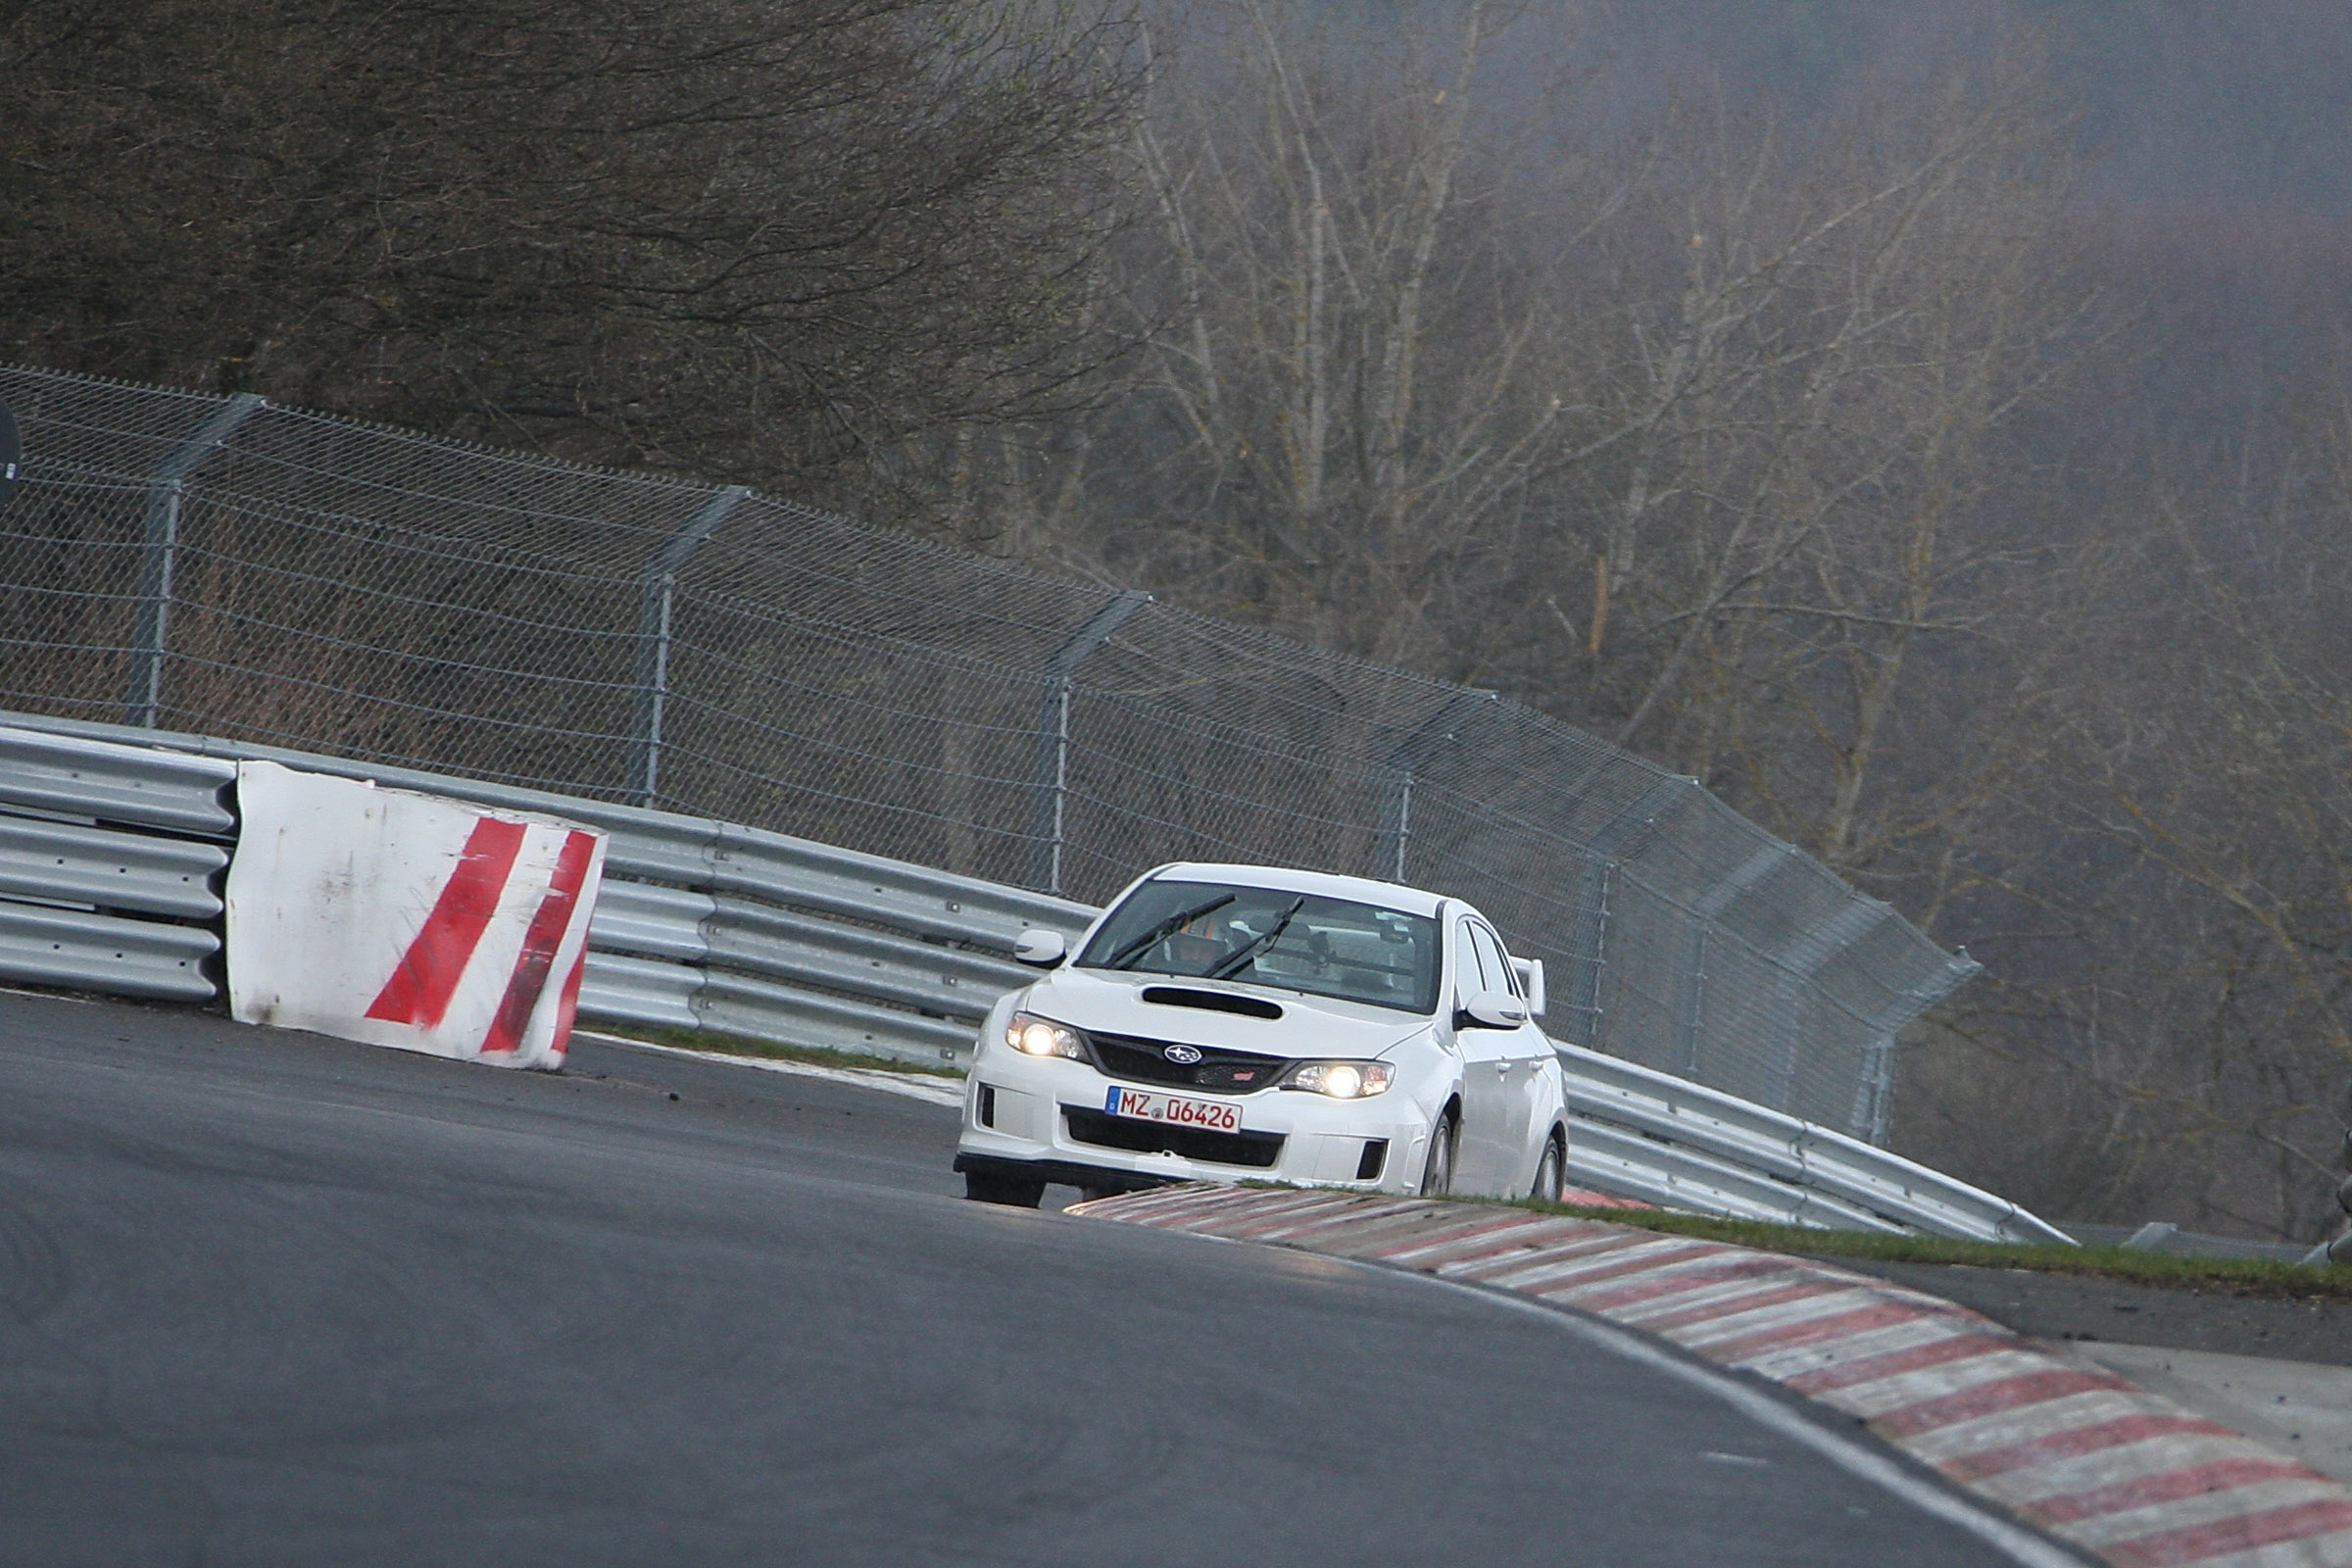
2298, 1083, 2352, 1266
1566, 773, 1697, 1054
1029, 590, 1151, 895
1853, 1032, 1900, 1148
1681, 841, 1799, 1093
124, 393, 265, 727
627, 485, 750, 808
1374, 689, 1495, 882
1838, 934, 1979, 1145
0, 400, 19, 518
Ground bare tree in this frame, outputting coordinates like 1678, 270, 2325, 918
964, 0, 1613, 665
2027, 458, 2352, 1238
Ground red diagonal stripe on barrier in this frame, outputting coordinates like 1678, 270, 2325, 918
547, 946, 590, 1059
482, 830, 598, 1054
366, 817, 529, 1028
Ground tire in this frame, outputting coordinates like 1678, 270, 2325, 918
1530, 1134, 1565, 1204
1420, 1109, 1457, 1198
964, 1168, 1047, 1208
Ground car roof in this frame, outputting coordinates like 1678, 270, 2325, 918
1146, 861, 1450, 919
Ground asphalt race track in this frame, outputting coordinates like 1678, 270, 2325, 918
0, 991, 2063, 1567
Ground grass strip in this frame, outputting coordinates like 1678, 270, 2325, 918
581, 1023, 967, 1079
1513, 1200, 2352, 1301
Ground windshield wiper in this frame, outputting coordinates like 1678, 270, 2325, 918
1100, 893, 1236, 970
1205, 896, 1305, 981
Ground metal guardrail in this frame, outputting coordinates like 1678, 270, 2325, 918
0, 900, 220, 1002
0, 813, 227, 918
0, 725, 238, 834
0, 709, 2069, 1243
1560, 1043, 2075, 1245
0, 727, 234, 1001
0, 711, 1091, 1067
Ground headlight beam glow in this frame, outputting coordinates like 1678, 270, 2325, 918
1285, 1059, 1394, 1099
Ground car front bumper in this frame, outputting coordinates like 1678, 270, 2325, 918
955, 1049, 1431, 1195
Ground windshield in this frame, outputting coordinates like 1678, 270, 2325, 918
1077, 879, 1441, 1015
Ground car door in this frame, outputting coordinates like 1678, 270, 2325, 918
1449, 917, 1517, 1195
1464, 921, 1541, 1189
1477, 924, 1561, 1190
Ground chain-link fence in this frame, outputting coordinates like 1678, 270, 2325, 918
0, 364, 1977, 1139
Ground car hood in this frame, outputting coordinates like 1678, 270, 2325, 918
1019, 966, 1433, 1059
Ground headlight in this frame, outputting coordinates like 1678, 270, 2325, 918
1004, 1011, 1091, 1062
1284, 1060, 1394, 1099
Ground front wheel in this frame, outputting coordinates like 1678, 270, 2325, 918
1530, 1134, 1565, 1204
1420, 1110, 1457, 1198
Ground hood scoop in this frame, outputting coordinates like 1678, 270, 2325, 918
1140, 986, 1284, 1021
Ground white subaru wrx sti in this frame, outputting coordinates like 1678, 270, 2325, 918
954, 862, 1569, 1208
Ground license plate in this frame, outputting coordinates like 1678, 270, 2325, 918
1104, 1084, 1242, 1133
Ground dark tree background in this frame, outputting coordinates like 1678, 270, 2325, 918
0, 0, 1140, 504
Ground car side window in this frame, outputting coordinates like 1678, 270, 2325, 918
1453, 921, 1494, 999
1467, 923, 1519, 1000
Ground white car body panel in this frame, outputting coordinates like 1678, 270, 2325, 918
955, 862, 1568, 1200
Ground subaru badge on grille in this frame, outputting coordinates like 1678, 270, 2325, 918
1162, 1044, 1204, 1065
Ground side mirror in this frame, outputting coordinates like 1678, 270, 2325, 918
1012, 929, 1067, 969
1455, 990, 1529, 1030
1510, 958, 1546, 1018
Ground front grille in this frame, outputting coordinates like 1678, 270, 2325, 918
1088, 1031, 1288, 1093
1062, 1105, 1287, 1169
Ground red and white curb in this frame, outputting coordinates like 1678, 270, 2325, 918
1071, 1185, 2352, 1568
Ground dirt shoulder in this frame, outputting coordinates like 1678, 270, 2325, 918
1537, 1201, 2352, 1364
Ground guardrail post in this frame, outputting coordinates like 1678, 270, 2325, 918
628, 486, 751, 808
1373, 690, 1496, 883
124, 393, 265, 727
1028, 590, 1151, 895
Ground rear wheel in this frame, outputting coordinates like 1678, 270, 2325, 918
1531, 1134, 1565, 1204
1420, 1110, 1457, 1198
964, 1169, 1046, 1208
